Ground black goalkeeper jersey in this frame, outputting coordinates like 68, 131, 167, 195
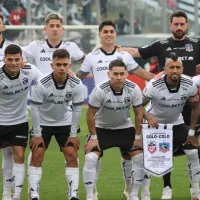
138, 36, 200, 76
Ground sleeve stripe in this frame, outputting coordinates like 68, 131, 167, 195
89, 104, 99, 109
142, 94, 152, 100
72, 102, 84, 105
31, 100, 43, 105
133, 104, 143, 108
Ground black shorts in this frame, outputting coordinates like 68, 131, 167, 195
173, 123, 197, 153
0, 122, 28, 148
30, 125, 75, 149
91, 127, 136, 157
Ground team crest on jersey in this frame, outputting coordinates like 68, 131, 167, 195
66, 92, 72, 100
124, 97, 130, 103
159, 142, 170, 153
147, 141, 156, 154
0, 74, 4, 80
117, 56, 123, 61
185, 44, 193, 52
22, 78, 28, 85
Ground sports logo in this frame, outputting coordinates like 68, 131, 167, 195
185, 44, 193, 52
159, 142, 170, 153
65, 92, 72, 100
147, 141, 156, 154
124, 97, 130, 103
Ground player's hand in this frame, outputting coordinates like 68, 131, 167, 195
154, 71, 166, 80
132, 139, 143, 149
29, 137, 45, 151
183, 136, 198, 148
65, 136, 80, 151
85, 139, 101, 153
67, 69, 75, 78
145, 113, 158, 128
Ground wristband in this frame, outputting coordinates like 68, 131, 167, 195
91, 135, 97, 139
188, 129, 195, 136
135, 135, 141, 139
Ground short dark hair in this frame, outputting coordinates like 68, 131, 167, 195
170, 10, 188, 23
52, 49, 70, 59
169, 52, 178, 61
109, 59, 127, 70
0, 14, 3, 22
99, 20, 116, 32
5, 44, 22, 56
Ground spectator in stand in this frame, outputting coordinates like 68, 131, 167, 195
134, 19, 142, 34
9, 6, 26, 25
115, 13, 129, 35
0, 1, 9, 24
144, 56, 160, 74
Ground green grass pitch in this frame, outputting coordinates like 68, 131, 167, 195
0, 106, 192, 199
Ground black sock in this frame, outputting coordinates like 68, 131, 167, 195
163, 172, 172, 188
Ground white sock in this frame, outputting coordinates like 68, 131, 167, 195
65, 167, 79, 198
94, 159, 100, 193
83, 153, 98, 199
142, 173, 151, 192
13, 163, 25, 199
28, 151, 32, 166
121, 158, 132, 193
28, 166, 42, 199
2, 147, 14, 196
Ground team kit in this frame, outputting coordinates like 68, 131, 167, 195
1, 10, 200, 200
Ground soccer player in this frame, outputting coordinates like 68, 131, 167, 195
28, 49, 84, 200
143, 52, 200, 200
22, 12, 85, 74
0, 44, 42, 200
121, 10, 200, 199
76, 20, 154, 200
83, 59, 150, 200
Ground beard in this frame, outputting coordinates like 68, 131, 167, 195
172, 30, 186, 39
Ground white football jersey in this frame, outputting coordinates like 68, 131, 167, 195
31, 74, 84, 126
80, 48, 138, 86
192, 75, 200, 88
89, 79, 142, 129
143, 75, 199, 125
0, 64, 42, 125
23, 39, 84, 74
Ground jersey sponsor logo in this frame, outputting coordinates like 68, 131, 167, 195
97, 66, 109, 71
46, 99, 64, 104
103, 105, 129, 111
97, 60, 103, 63
40, 49, 46, 53
159, 142, 170, 153
165, 56, 194, 61
40, 57, 52, 61
2, 86, 29, 95
158, 102, 185, 108
147, 141, 156, 154
185, 44, 193, 52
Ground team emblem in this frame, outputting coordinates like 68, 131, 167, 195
185, 44, 193, 52
66, 92, 72, 99
147, 141, 157, 154
124, 97, 130, 103
159, 142, 170, 153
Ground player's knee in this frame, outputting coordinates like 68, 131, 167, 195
13, 150, 24, 162
65, 151, 78, 164
184, 149, 199, 162
84, 152, 98, 170
122, 153, 132, 160
31, 151, 44, 166
132, 153, 143, 167
1, 147, 13, 159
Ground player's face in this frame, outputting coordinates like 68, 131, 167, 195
51, 57, 71, 78
164, 59, 183, 83
99, 25, 116, 45
3, 53, 23, 75
170, 17, 188, 39
108, 66, 128, 87
44, 19, 64, 40
0, 18, 5, 34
